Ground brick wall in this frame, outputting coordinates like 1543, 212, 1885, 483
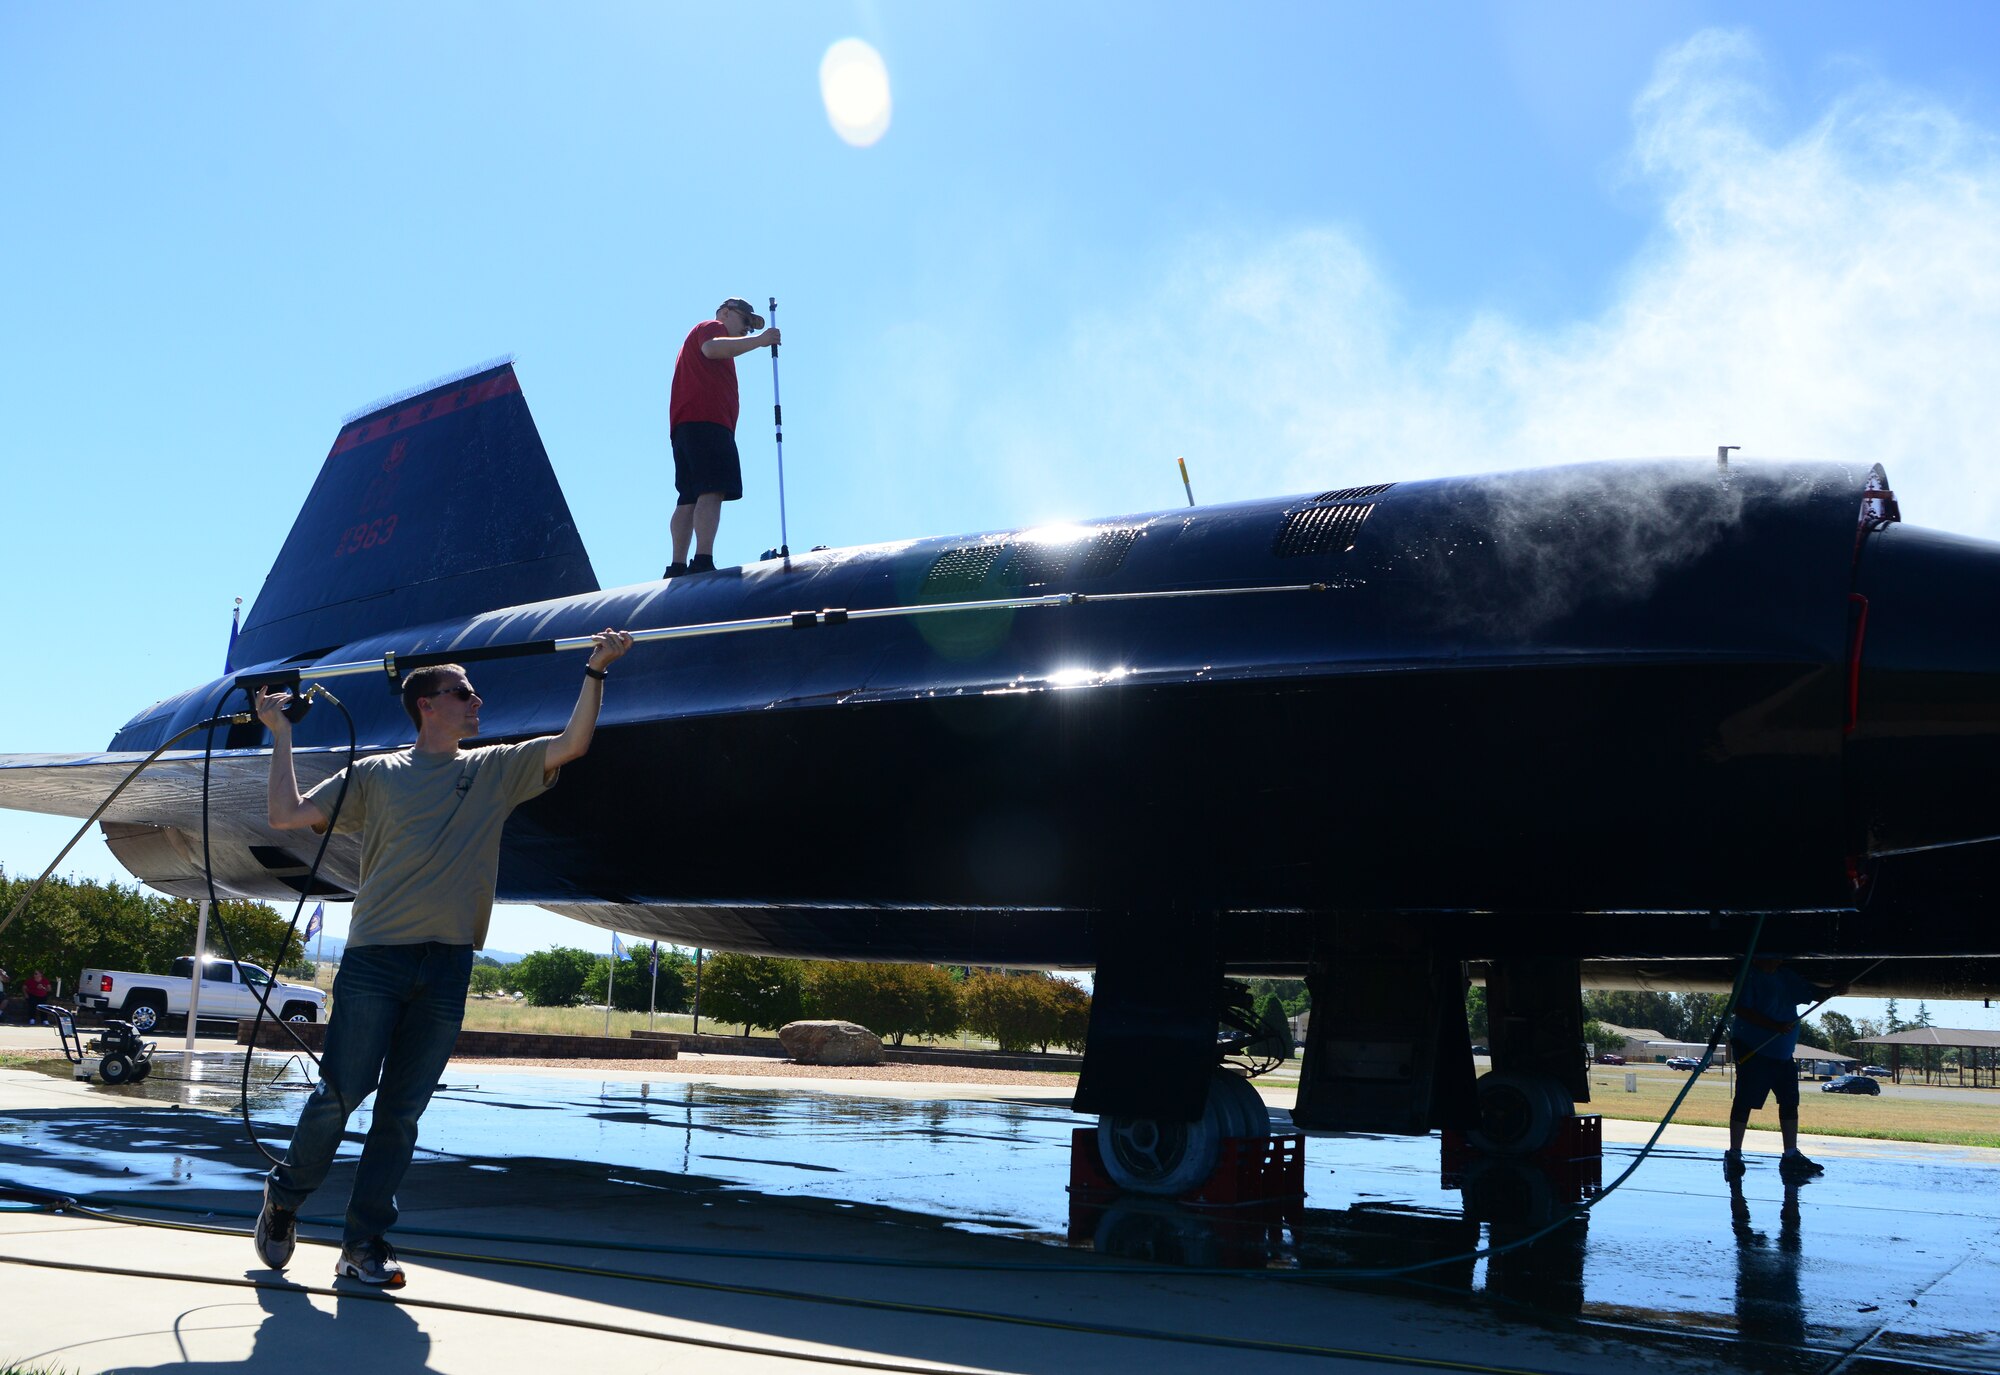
239, 1021, 678, 1059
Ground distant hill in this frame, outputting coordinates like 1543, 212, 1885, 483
304, 935, 522, 966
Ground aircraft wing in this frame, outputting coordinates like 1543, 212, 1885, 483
0, 748, 349, 828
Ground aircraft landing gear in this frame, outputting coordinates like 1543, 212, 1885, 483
1469, 1070, 1574, 1155
1096, 1068, 1271, 1194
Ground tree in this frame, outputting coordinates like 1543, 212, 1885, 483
1915, 1001, 1934, 1028
1581, 1019, 1612, 1054
1674, 993, 1732, 1043
1816, 1009, 1862, 1059
960, 971, 1084, 1052
1884, 998, 1904, 1033
802, 961, 961, 1045
1465, 986, 1488, 1041
512, 946, 599, 1006
588, 945, 694, 1013
469, 964, 508, 997
1250, 992, 1294, 1060
699, 953, 807, 1035
1582, 990, 1684, 1038
1045, 975, 1091, 1053
0, 869, 300, 991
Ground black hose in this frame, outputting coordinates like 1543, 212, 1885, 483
195, 680, 357, 1167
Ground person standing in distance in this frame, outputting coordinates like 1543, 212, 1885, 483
1722, 958, 1847, 1182
251, 629, 633, 1288
666, 296, 780, 577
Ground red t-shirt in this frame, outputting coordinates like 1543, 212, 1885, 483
670, 319, 739, 430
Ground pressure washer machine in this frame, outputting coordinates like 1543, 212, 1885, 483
47, 1005, 154, 1085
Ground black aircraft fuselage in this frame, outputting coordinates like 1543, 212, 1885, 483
6, 361, 1998, 1148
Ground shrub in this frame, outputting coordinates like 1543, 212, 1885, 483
512, 946, 599, 1006
961, 971, 1088, 1053
698, 953, 807, 1034
802, 961, 962, 1046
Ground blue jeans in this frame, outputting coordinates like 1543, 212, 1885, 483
267, 942, 472, 1243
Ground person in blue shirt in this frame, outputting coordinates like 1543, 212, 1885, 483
1724, 959, 1846, 1180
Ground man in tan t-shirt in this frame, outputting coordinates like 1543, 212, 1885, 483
249, 628, 632, 1287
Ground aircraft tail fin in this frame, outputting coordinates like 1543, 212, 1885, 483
229, 361, 599, 669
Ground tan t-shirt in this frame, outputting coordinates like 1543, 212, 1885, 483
304, 739, 556, 950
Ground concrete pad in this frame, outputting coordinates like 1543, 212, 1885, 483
4, 1058, 1998, 1373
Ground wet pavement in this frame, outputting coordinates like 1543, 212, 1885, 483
3, 1055, 1998, 1373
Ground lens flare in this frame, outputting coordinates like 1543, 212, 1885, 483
820, 38, 892, 148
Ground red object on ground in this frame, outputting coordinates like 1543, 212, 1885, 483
1068, 1127, 1306, 1208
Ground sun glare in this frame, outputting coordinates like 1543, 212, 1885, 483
820, 38, 892, 148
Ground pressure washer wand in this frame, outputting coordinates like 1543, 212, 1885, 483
769, 296, 789, 565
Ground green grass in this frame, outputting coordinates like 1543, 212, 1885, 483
453, 998, 1022, 1053
1584, 1064, 2000, 1148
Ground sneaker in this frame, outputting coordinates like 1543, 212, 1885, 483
336, 1236, 406, 1288
663, 562, 687, 579
1780, 1150, 1824, 1178
253, 1183, 296, 1270
1722, 1150, 1746, 1181
688, 553, 716, 573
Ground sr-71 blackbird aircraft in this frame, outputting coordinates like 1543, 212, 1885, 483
5, 360, 1999, 1191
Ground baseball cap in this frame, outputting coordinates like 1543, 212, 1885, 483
718, 297, 767, 331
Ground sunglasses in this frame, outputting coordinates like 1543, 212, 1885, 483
424, 686, 479, 702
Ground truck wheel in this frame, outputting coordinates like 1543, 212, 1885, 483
99, 1053, 134, 1085
281, 1003, 317, 1023
121, 995, 166, 1033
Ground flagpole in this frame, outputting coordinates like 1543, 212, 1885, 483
604, 933, 618, 1037
648, 941, 659, 1032
185, 899, 209, 1056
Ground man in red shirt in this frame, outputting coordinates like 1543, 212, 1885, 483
666, 297, 780, 576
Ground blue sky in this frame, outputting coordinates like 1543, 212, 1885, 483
5, 5, 2000, 1028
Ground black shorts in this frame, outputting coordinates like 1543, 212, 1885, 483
1731, 1044, 1801, 1113
671, 422, 743, 505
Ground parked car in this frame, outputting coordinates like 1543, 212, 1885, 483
74, 956, 325, 1032
1862, 1065, 1892, 1078
1665, 1056, 1702, 1070
1470, 1045, 1490, 1056
1821, 1074, 1882, 1095
1595, 1053, 1626, 1065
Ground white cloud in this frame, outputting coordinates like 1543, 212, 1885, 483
978, 28, 2000, 541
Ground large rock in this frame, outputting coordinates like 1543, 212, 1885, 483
779, 1020, 884, 1066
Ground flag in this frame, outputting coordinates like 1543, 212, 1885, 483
649, 941, 659, 977
304, 902, 324, 942
611, 932, 625, 959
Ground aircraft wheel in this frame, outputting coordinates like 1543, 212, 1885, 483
98, 1054, 135, 1086
1468, 1071, 1572, 1156
1209, 1068, 1271, 1141
1098, 1068, 1262, 1195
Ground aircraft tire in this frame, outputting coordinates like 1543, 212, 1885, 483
1468, 1071, 1573, 1156
1210, 1068, 1271, 1141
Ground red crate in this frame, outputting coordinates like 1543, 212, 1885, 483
1070, 1128, 1307, 1209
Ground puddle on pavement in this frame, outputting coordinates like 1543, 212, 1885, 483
3, 1060, 1996, 1371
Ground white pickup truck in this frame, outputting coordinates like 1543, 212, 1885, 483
75, 956, 326, 1032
